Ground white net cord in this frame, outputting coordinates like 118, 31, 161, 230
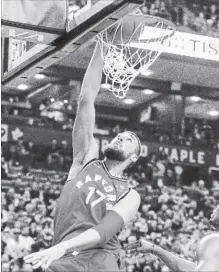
97, 17, 175, 99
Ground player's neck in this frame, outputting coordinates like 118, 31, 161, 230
104, 159, 126, 178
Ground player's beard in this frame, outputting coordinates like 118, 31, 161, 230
104, 147, 126, 161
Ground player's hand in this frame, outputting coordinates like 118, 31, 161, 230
24, 243, 66, 270
126, 238, 154, 254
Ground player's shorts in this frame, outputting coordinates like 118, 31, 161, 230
46, 249, 120, 272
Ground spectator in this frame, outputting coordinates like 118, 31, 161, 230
30, 182, 40, 199
194, 11, 207, 32
5, 229, 25, 259
163, 168, 176, 186
19, 227, 35, 252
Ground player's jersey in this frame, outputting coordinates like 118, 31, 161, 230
52, 159, 130, 256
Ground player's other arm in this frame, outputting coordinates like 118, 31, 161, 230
24, 190, 140, 269
128, 240, 196, 272
68, 43, 103, 179
63, 189, 141, 251
153, 244, 196, 272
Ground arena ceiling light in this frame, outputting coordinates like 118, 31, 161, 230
17, 84, 29, 90
142, 89, 154, 95
64, 100, 68, 104
50, 98, 55, 102
123, 98, 135, 104
190, 96, 201, 102
35, 74, 45, 79
140, 69, 153, 77
101, 83, 111, 89
208, 110, 219, 117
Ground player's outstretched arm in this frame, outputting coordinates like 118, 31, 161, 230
24, 189, 140, 270
68, 42, 104, 179
128, 240, 196, 272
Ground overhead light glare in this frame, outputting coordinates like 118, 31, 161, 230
101, 83, 111, 89
190, 96, 201, 102
142, 89, 154, 95
208, 110, 219, 117
17, 84, 29, 90
123, 98, 135, 104
140, 69, 153, 77
35, 74, 45, 79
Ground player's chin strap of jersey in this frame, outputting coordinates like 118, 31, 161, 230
92, 210, 124, 245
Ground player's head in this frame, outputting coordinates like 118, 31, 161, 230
209, 205, 219, 230
103, 131, 141, 168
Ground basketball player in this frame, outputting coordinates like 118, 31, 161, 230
127, 205, 219, 271
24, 42, 141, 271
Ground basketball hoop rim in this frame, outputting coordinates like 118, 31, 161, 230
96, 14, 176, 99
105, 13, 176, 44
121, 14, 176, 30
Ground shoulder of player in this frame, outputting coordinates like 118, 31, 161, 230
198, 233, 219, 258
121, 189, 141, 206
67, 157, 99, 181
128, 188, 141, 198
111, 189, 141, 225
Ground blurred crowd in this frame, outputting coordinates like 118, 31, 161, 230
1, 139, 72, 174
2, 96, 219, 150
120, 181, 219, 272
68, 0, 219, 37
141, 117, 219, 150
2, 181, 59, 272
68, 0, 90, 15
2, 138, 219, 272
140, 0, 219, 37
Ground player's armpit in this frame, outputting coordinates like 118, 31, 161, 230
112, 189, 141, 225
67, 141, 98, 180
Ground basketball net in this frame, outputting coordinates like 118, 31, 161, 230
97, 15, 175, 99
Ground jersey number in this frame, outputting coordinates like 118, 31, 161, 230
86, 187, 106, 207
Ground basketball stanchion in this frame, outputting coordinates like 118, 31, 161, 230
97, 14, 176, 99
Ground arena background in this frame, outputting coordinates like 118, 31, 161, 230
1, 0, 219, 271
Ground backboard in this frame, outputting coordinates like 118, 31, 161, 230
2, 0, 144, 87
